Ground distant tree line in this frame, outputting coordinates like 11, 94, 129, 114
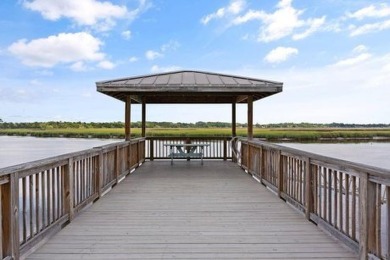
0, 120, 389, 129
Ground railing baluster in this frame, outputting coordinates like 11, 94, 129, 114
305, 157, 312, 220
41, 171, 46, 228
29, 175, 34, 239
64, 158, 74, 221
351, 175, 357, 241
328, 168, 332, 223
375, 183, 381, 255
313, 164, 318, 216
57, 166, 61, 219
345, 174, 350, 236
22, 177, 27, 243
52, 168, 56, 221
387, 186, 390, 259
339, 172, 343, 232
333, 170, 337, 227
35, 173, 40, 233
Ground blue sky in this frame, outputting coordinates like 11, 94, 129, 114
1, 0, 390, 124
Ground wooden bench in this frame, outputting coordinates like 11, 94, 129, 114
164, 143, 210, 165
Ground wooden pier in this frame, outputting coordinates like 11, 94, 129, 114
1, 71, 389, 259
27, 161, 356, 259
1, 136, 389, 259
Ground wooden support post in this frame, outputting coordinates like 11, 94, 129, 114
231, 102, 237, 162
64, 159, 74, 222
247, 96, 253, 139
305, 157, 313, 220
125, 96, 131, 141
141, 99, 146, 138
367, 181, 377, 256
359, 174, 376, 260
232, 102, 236, 137
2, 173, 19, 259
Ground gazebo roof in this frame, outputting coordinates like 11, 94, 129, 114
96, 70, 283, 104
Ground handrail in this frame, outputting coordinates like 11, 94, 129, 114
145, 136, 232, 160
0, 138, 146, 259
239, 138, 389, 260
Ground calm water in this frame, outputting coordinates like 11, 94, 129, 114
1, 136, 390, 169
277, 142, 390, 169
0, 136, 121, 168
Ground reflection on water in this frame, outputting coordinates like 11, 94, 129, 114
0, 136, 121, 168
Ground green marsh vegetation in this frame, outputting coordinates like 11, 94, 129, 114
1, 121, 390, 141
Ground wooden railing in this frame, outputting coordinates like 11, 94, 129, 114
239, 138, 390, 260
145, 137, 232, 160
0, 138, 145, 260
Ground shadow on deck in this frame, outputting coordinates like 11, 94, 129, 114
27, 161, 356, 259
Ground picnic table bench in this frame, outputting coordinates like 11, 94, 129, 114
164, 143, 210, 165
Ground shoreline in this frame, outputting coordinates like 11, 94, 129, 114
2, 129, 390, 143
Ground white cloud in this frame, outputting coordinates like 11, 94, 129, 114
231, 0, 325, 42
145, 40, 180, 61
347, 4, 390, 20
353, 44, 368, 53
345, 3, 390, 36
151, 65, 181, 73
264, 47, 298, 63
29, 79, 42, 86
97, 60, 115, 69
232, 10, 264, 25
145, 50, 163, 60
23, 0, 129, 31
8, 32, 105, 68
121, 30, 132, 40
70, 61, 88, 72
349, 19, 390, 36
161, 40, 180, 52
228, 53, 390, 123
292, 16, 326, 40
333, 53, 372, 67
129, 56, 138, 62
201, 0, 245, 25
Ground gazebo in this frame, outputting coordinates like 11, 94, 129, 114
5, 70, 375, 260
96, 70, 283, 140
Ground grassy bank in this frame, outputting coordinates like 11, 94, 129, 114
1, 127, 390, 141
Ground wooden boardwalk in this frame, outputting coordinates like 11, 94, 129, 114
27, 161, 357, 259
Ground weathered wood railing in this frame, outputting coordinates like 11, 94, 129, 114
145, 137, 232, 160
0, 138, 145, 260
240, 138, 390, 260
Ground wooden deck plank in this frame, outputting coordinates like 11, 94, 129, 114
27, 161, 356, 259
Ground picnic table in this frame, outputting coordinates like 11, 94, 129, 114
164, 143, 210, 165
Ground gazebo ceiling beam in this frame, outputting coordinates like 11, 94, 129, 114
102, 93, 277, 104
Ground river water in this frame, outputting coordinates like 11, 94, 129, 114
0, 136, 121, 168
1, 136, 390, 170
276, 141, 390, 169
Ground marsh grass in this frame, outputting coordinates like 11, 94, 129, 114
1, 127, 390, 140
